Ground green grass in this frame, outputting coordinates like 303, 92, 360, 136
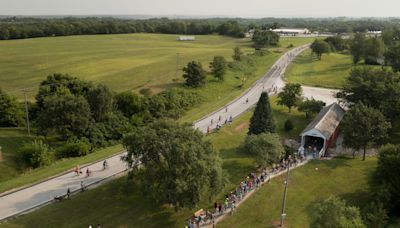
284, 49, 352, 89
219, 157, 377, 228
0, 128, 34, 183
0, 33, 254, 100
0, 35, 314, 193
0, 33, 286, 100
1, 97, 312, 227
0, 127, 124, 194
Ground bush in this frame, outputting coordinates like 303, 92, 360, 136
241, 133, 284, 167
56, 140, 91, 158
18, 140, 53, 168
148, 88, 201, 119
284, 119, 294, 132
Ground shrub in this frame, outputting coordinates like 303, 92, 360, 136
18, 140, 53, 168
241, 133, 284, 167
57, 140, 91, 158
284, 119, 294, 132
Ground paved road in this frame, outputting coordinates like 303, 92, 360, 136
0, 152, 128, 221
194, 44, 339, 133
0, 44, 339, 221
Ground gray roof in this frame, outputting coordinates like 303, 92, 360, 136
300, 103, 345, 139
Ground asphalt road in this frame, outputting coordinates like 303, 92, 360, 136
193, 44, 339, 133
0, 44, 340, 221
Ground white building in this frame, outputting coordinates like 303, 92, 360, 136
177, 36, 195, 41
272, 28, 310, 36
367, 30, 382, 37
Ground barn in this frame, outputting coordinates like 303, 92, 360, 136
299, 103, 345, 157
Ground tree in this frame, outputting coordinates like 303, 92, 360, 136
284, 119, 294, 132
363, 202, 388, 228
122, 120, 226, 210
384, 44, 400, 72
242, 133, 283, 167
372, 144, 400, 215
37, 95, 92, 140
277, 83, 302, 113
0, 89, 24, 127
232, 46, 243, 61
252, 30, 279, 48
35, 73, 92, 109
337, 67, 400, 121
324, 36, 347, 51
341, 103, 391, 161
310, 39, 330, 60
182, 61, 206, 87
86, 84, 114, 121
115, 91, 145, 118
311, 197, 365, 228
18, 140, 53, 168
298, 98, 325, 118
350, 33, 366, 64
363, 37, 385, 65
248, 92, 275, 135
56, 140, 90, 158
209, 56, 227, 81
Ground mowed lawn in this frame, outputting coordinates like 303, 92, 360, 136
0, 33, 252, 99
0, 35, 315, 193
219, 158, 377, 228
284, 49, 352, 89
1, 97, 313, 228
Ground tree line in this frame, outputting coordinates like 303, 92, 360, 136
1, 17, 400, 40
0, 73, 201, 168
0, 17, 245, 40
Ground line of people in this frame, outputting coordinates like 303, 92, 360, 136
55, 160, 109, 201
186, 156, 308, 228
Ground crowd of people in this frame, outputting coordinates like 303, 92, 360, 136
186, 156, 308, 228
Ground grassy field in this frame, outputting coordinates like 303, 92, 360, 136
284, 49, 352, 89
219, 158, 377, 228
0, 34, 249, 99
0, 34, 312, 101
0, 35, 314, 193
179, 37, 315, 123
1, 97, 312, 227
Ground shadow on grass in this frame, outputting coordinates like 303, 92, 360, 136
339, 189, 373, 210
315, 157, 352, 170
8, 177, 177, 228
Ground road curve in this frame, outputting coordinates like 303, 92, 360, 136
193, 44, 339, 133
0, 44, 339, 222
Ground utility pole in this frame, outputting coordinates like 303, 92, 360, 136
175, 53, 180, 78
280, 160, 290, 227
23, 90, 31, 136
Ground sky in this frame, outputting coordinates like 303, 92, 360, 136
0, 0, 399, 18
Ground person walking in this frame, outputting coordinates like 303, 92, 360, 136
86, 168, 91, 177
103, 160, 108, 170
66, 188, 71, 198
